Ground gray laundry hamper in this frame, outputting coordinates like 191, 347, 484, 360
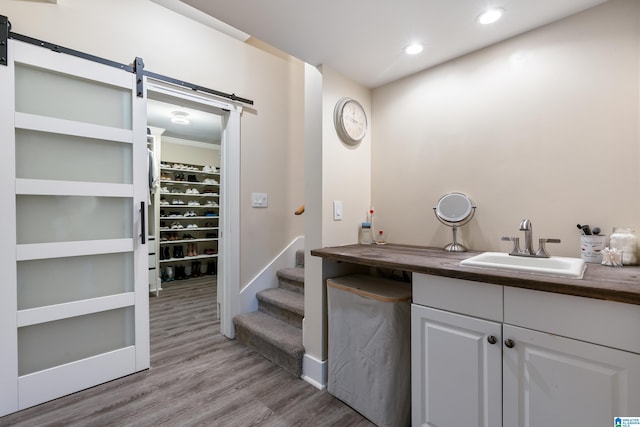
327, 274, 412, 427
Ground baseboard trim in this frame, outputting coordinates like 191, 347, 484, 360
301, 353, 326, 390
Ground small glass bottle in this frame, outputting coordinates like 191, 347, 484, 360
376, 230, 387, 245
609, 227, 637, 265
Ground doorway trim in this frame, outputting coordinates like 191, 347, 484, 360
145, 80, 241, 338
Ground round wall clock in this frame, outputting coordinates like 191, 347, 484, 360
334, 97, 367, 145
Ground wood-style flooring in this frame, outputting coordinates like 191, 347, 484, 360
1, 278, 374, 427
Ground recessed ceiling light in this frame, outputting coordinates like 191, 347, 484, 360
477, 8, 504, 25
404, 43, 424, 55
170, 110, 190, 125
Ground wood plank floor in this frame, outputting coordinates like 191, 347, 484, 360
1, 278, 374, 427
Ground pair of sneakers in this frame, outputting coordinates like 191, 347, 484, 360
202, 165, 218, 173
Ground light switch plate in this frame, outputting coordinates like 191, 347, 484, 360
251, 192, 268, 208
333, 200, 343, 220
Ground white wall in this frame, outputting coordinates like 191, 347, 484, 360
160, 137, 220, 167
372, 0, 640, 258
1, 0, 306, 287
321, 66, 373, 246
303, 64, 371, 371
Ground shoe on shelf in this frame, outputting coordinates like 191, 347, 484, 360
164, 266, 175, 281
205, 261, 217, 275
186, 223, 198, 229
188, 200, 201, 206
160, 199, 169, 205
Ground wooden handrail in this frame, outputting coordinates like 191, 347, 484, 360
294, 204, 305, 215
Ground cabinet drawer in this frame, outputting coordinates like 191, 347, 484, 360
504, 287, 640, 354
413, 273, 503, 322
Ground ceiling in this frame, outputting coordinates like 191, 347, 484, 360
147, 93, 223, 144
176, 0, 608, 88
147, 0, 607, 139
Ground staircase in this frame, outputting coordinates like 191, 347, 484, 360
233, 250, 305, 377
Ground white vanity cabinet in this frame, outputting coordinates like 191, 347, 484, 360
411, 304, 502, 427
412, 273, 640, 427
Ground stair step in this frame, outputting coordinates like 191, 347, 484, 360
257, 288, 304, 328
233, 311, 304, 377
277, 267, 304, 294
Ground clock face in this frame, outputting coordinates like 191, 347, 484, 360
334, 98, 367, 144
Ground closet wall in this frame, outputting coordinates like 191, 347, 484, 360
162, 139, 220, 168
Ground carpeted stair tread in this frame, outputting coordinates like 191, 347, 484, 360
233, 311, 304, 376
276, 267, 304, 294
257, 288, 304, 328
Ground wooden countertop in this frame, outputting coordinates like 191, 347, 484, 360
311, 244, 640, 306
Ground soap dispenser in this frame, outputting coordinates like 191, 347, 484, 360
359, 222, 373, 244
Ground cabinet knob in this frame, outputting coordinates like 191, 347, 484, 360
487, 335, 497, 345
504, 339, 515, 349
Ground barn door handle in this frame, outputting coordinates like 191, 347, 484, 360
140, 201, 146, 244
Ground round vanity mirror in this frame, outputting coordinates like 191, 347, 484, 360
434, 192, 476, 252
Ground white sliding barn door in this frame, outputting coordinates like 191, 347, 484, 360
0, 41, 149, 415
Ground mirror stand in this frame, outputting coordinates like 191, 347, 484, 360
445, 225, 467, 252
434, 192, 476, 252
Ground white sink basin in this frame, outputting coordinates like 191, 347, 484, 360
460, 252, 586, 279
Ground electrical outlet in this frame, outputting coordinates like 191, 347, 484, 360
333, 200, 343, 220
251, 192, 268, 208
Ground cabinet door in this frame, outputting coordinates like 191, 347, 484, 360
411, 304, 502, 427
503, 324, 640, 427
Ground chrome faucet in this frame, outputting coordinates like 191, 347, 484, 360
519, 219, 534, 255
501, 219, 561, 258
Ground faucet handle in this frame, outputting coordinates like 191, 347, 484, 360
501, 236, 521, 255
536, 238, 561, 258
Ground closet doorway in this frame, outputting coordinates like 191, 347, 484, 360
145, 80, 241, 339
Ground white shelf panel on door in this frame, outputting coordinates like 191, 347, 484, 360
17, 239, 133, 261
14, 41, 135, 90
16, 179, 133, 197
18, 346, 136, 411
17, 293, 135, 327
15, 112, 133, 143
